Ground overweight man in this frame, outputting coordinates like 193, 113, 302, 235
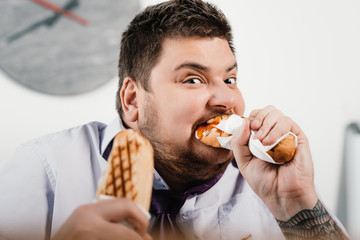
0, 0, 349, 239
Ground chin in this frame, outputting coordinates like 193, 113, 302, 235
192, 138, 234, 165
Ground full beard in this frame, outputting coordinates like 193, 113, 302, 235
138, 99, 233, 191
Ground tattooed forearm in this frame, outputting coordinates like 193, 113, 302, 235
276, 200, 349, 240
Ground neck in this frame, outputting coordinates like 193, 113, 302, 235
154, 158, 229, 193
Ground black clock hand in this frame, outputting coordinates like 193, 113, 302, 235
6, 0, 86, 44
31, 0, 88, 25
46, 0, 79, 27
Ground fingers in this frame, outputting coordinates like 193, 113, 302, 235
231, 118, 251, 147
248, 105, 302, 146
260, 116, 292, 145
248, 105, 274, 130
231, 118, 253, 168
253, 110, 284, 141
95, 198, 150, 236
98, 221, 151, 240
53, 198, 152, 240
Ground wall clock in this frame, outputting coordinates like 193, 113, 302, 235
0, 0, 140, 95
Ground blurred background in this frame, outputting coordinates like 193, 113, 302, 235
0, 0, 359, 238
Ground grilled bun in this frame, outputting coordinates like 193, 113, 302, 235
195, 115, 232, 148
95, 129, 154, 211
266, 134, 296, 164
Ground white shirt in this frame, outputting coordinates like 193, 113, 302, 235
0, 118, 342, 240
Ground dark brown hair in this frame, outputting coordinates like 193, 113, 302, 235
116, 0, 234, 116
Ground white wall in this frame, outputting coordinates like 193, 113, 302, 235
0, 71, 118, 161
209, 0, 360, 216
1, 0, 360, 220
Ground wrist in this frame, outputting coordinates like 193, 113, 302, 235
276, 199, 349, 240
268, 190, 318, 221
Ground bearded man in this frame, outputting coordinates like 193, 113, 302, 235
0, 1, 349, 240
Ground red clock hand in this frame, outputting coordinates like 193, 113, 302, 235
30, 0, 89, 25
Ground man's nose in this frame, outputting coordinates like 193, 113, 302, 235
207, 81, 237, 111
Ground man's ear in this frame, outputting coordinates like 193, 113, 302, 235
120, 77, 139, 123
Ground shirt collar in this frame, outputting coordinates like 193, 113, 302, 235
100, 117, 125, 156
153, 169, 170, 190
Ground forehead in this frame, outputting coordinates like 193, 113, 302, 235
154, 37, 236, 73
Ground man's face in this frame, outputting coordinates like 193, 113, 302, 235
137, 37, 245, 181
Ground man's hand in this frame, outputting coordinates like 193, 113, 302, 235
52, 198, 152, 240
231, 105, 318, 220
231, 105, 349, 239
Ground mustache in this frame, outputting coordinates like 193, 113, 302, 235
191, 109, 234, 134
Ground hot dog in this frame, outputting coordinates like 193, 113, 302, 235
196, 115, 296, 164
195, 115, 233, 148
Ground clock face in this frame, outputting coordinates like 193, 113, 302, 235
0, 0, 140, 95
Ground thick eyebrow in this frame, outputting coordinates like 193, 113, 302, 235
174, 62, 237, 73
226, 62, 237, 72
174, 62, 209, 72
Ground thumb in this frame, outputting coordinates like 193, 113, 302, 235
231, 118, 253, 170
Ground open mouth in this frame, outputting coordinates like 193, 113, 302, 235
193, 116, 221, 136
194, 115, 233, 141
193, 114, 246, 150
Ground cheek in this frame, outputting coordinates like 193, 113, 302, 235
161, 87, 208, 115
161, 91, 207, 139
178, 92, 207, 116
234, 91, 245, 116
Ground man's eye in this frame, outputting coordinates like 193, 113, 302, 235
224, 77, 236, 84
184, 78, 202, 84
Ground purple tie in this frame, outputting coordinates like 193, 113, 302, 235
150, 174, 223, 240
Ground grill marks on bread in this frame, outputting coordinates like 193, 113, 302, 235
106, 133, 136, 199
96, 130, 154, 211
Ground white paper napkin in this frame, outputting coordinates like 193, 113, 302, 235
215, 114, 297, 164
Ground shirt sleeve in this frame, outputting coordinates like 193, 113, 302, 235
0, 142, 54, 240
